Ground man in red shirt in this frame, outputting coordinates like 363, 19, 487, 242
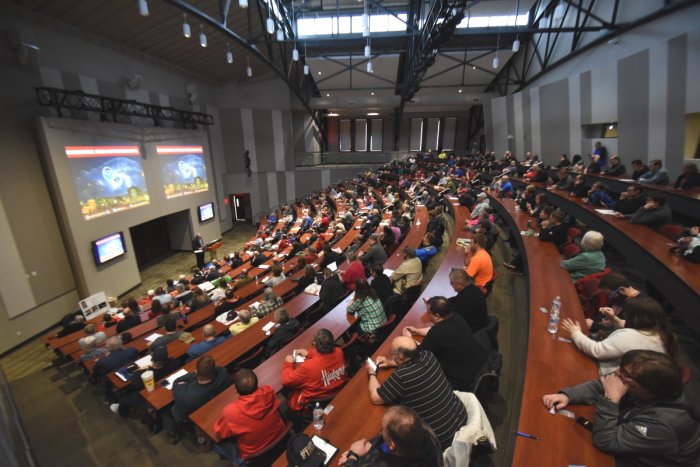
282, 328, 348, 412
339, 251, 365, 291
213, 369, 286, 464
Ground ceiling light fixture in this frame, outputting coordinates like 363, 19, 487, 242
291, 0, 299, 61
326, 93, 330, 97
226, 43, 233, 64
492, 34, 500, 68
362, 0, 370, 37
370, 91, 375, 96
317, 71, 322, 75
239, 0, 248, 8
199, 25, 207, 47
458, 89, 463, 93
512, 39, 520, 52
367, 61, 373, 73
182, 14, 191, 38
367, 112, 379, 116
472, 65, 476, 70
276, 28, 284, 41
364, 44, 371, 58
246, 56, 252, 77
328, 112, 339, 117
303, 64, 309, 75
138, 0, 149, 16
267, 17, 275, 34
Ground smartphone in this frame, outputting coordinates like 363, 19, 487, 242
367, 357, 378, 373
160, 380, 171, 388
576, 416, 593, 432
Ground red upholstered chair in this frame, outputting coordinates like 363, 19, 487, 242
561, 242, 581, 258
574, 268, 612, 319
681, 366, 692, 385
567, 227, 582, 242
658, 224, 685, 241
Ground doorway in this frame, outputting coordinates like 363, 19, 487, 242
129, 210, 193, 269
230, 193, 252, 222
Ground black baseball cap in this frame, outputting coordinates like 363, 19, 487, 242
286, 434, 326, 467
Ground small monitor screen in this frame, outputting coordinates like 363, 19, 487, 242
198, 202, 215, 222
92, 232, 126, 266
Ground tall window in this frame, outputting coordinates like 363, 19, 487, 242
370, 119, 383, 151
426, 118, 440, 151
409, 118, 423, 151
355, 119, 368, 151
442, 117, 457, 151
339, 119, 352, 152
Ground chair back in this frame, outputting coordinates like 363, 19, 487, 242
244, 420, 293, 466
658, 224, 685, 241
561, 242, 581, 258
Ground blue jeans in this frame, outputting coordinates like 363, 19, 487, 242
214, 439, 247, 466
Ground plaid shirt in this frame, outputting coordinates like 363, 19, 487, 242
348, 297, 386, 334
251, 297, 284, 319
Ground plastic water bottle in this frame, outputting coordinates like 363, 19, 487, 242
312, 402, 324, 430
548, 296, 561, 334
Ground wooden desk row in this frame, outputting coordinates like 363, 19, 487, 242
486, 195, 614, 467
190, 205, 429, 443
513, 178, 700, 333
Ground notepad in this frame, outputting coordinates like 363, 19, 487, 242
595, 209, 617, 216
258, 264, 270, 269
145, 333, 162, 343
327, 262, 337, 272
311, 435, 338, 465
163, 369, 189, 390
134, 355, 152, 369
262, 321, 276, 332
216, 312, 239, 326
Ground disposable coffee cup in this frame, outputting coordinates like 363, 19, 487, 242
141, 370, 155, 392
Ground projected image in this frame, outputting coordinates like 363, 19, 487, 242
157, 145, 209, 199
66, 146, 150, 220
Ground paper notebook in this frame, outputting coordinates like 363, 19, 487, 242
311, 435, 338, 465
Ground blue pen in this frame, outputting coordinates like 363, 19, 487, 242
514, 431, 541, 440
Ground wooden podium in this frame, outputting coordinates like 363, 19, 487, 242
206, 241, 223, 262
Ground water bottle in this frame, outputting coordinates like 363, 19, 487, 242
312, 402, 324, 430
548, 296, 561, 334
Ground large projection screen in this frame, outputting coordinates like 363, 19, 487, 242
157, 145, 209, 199
65, 146, 150, 220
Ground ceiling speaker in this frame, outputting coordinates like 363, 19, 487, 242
16, 43, 39, 67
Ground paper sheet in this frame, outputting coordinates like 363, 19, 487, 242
595, 209, 617, 216
311, 435, 338, 465
135, 355, 152, 369
163, 369, 189, 389
145, 333, 162, 343
262, 321, 276, 332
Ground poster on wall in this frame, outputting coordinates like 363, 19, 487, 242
156, 145, 209, 199
65, 146, 150, 220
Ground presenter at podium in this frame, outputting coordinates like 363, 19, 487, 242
192, 233, 205, 268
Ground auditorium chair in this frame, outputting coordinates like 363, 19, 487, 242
567, 227, 582, 242
228, 346, 264, 379
244, 420, 293, 467
561, 242, 582, 259
574, 268, 612, 319
483, 271, 497, 298
472, 316, 502, 409
357, 314, 397, 352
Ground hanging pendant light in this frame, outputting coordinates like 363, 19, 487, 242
364, 44, 371, 58
199, 25, 207, 47
246, 56, 253, 77
292, 48, 299, 61
226, 43, 233, 64
239, 0, 248, 8
137, 0, 149, 16
266, 17, 275, 34
182, 14, 191, 38
367, 60, 373, 73
303, 64, 309, 75
276, 29, 284, 41
512, 38, 520, 52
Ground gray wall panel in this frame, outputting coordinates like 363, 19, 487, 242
483, 99, 494, 152
522, 90, 531, 154
580, 70, 592, 125
618, 50, 650, 162
539, 78, 570, 164
295, 170, 322, 198
219, 108, 245, 173
666, 34, 687, 177
506, 95, 515, 154
253, 109, 275, 173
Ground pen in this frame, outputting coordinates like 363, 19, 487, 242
514, 431, 541, 440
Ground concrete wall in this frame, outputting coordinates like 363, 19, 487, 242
484, 4, 700, 178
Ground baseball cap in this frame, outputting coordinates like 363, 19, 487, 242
151, 345, 169, 364
286, 434, 326, 467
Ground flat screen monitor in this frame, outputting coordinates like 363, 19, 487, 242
92, 232, 126, 266
198, 202, 215, 223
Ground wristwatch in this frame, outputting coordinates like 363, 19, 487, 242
346, 450, 360, 462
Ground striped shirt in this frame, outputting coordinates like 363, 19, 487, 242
347, 297, 386, 334
377, 349, 468, 449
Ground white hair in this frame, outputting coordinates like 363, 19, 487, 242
581, 231, 604, 251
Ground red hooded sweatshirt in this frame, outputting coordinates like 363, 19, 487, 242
282, 347, 348, 411
213, 385, 286, 459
